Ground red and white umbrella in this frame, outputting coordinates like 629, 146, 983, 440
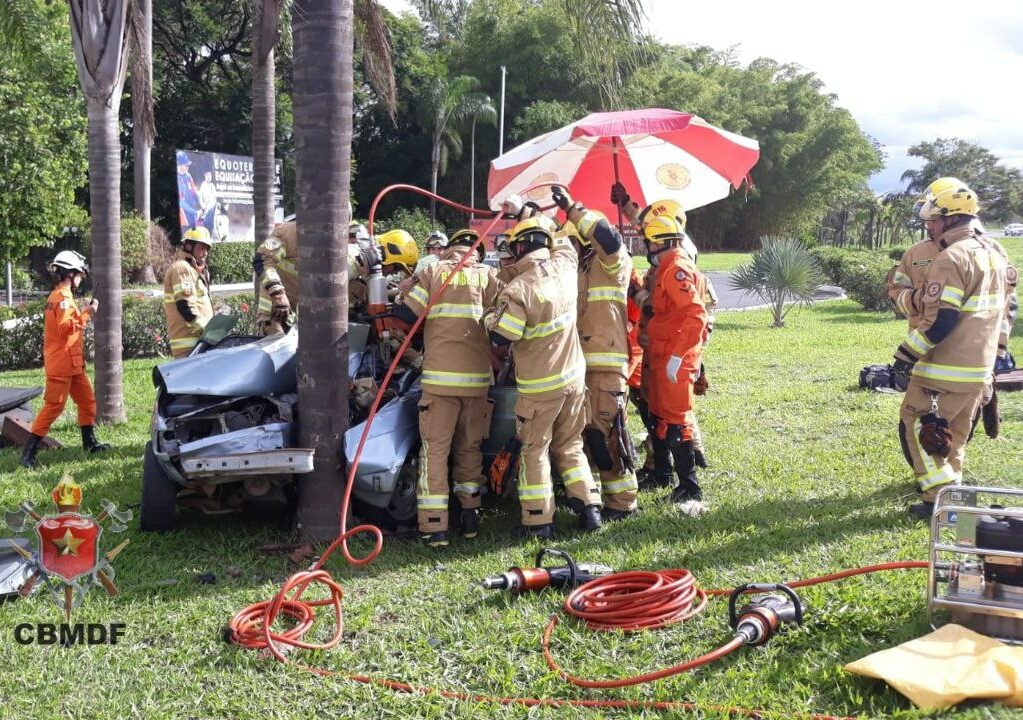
487, 108, 760, 221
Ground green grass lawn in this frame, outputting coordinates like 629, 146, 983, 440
633, 251, 752, 274
2, 302, 1022, 718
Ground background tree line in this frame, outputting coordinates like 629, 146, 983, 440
3, 0, 1023, 268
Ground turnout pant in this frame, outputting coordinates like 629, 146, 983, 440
416, 391, 490, 533
585, 372, 637, 511
32, 373, 96, 437
515, 388, 601, 526
898, 377, 986, 501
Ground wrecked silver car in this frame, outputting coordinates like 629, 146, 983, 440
142, 316, 516, 531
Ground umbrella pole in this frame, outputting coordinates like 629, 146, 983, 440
611, 138, 624, 235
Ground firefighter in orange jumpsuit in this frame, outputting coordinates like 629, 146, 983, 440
20, 251, 111, 468
640, 212, 709, 511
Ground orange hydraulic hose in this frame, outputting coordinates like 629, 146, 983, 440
228, 184, 920, 718
538, 562, 928, 693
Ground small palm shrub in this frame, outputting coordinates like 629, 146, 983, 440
729, 237, 826, 327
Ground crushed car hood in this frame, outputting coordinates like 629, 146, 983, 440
154, 324, 372, 398
154, 331, 299, 397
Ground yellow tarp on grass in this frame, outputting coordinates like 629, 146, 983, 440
845, 623, 1023, 710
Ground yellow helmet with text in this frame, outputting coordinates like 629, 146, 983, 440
916, 177, 979, 219
449, 228, 485, 261
378, 229, 419, 272
508, 217, 554, 250
639, 198, 687, 233
642, 214, 686, 248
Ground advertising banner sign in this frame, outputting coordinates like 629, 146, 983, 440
176, 149, 283, 243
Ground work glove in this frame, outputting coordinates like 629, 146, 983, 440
551, 185, 574, 212
678, 500, 709, 517
919, 413, 953, 457
891, 354, 916, 384
694, 364, 709, 396
352, 243, 383, 277
187, 317, 208, 334
271, 291, 291, 313
666, 354, 684, 383
982, 388, 1001, 439
501, 193, 524, 218
610, 182, 630, 208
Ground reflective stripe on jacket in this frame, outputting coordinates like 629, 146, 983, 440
905, 226, 1008, 390
485, 243, 585, 398
403, 246, 501, 396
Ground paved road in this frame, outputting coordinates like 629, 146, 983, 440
707, 270, 845, 311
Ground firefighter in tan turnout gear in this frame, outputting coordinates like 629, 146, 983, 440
482, 201, 603, 538
555, 187, 638, 521
396, 229, 502, 547
164, 226, 215, 358
892, 178, 1015, 518
254, 220, 299, 335
887, 236, 939, 328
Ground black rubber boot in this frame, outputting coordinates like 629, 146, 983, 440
602, 507, 636, 522
20, 434, 44, 469
668, 441, 702, 503
638, 435, 673, 489
420, 530, 449, 548
459, 508, 480, 539
579, 504, 603, 532
694, 448, 708, 468
908, 501, 935, 520
513, 523, 554, 541
81, 425, 111, 453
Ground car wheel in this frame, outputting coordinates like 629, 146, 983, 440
141, 441, 180, 532
348, 445, 419, 532
386, 446, 419, 527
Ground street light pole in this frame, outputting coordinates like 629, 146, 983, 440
470, 117, 476, 220
498, 65, 506, 156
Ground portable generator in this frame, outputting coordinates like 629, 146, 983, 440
928, 485, 1023, 642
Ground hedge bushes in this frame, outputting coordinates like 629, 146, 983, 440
810, 246, 894, 312
0, 293, 257, 372
208, 242, 255, 285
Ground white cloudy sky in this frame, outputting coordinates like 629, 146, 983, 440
381, 0, 1023, 193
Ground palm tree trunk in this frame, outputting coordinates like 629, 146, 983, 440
87, 97, 126, 424
292, 0, 353, 540
252, 0, 277, 299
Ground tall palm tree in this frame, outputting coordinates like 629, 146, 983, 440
127, 0, 153, 222
127, 0, 156, 284
292, 0, 354, 540
251, 0, 394, 274
559, 0, 646, 109
251, 0, 283, 277
424, 74, 495, 221
68, 0, 129, 424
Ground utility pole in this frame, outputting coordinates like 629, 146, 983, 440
498, 65, 506, 156
470, 117, 476, 219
